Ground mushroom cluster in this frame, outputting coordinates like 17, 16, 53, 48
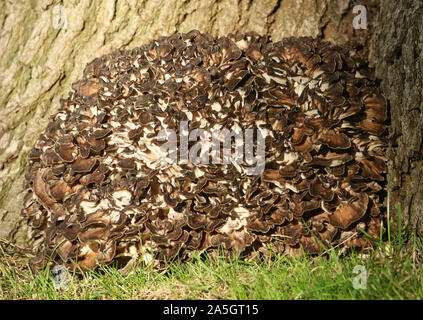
22, 30, 388, 271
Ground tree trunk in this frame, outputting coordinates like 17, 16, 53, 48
0, 0, 419, 246
369, 0, 423, 238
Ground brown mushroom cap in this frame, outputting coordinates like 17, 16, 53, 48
329, 194, 369, 229
21, 32, 388, 271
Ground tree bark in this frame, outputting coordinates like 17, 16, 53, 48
0, 0, 419, 246
369, 0, 423, 238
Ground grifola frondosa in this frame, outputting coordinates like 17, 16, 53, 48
22, 30, 388, 271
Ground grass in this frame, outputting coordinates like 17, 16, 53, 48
1, 203, 423, 300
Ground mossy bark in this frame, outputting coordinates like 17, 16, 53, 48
0, 0, 419, 245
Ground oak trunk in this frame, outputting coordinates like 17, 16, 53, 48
0, 0, 421, 245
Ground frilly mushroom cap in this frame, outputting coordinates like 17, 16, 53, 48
22, 31, 388, 271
